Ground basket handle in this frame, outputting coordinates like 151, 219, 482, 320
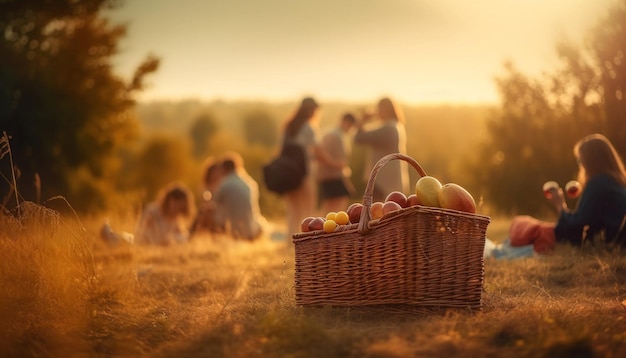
357, 153, 427, 234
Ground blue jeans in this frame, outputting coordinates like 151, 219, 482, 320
485, 237, 536, 260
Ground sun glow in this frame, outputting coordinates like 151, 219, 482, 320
109, 0, 615, 105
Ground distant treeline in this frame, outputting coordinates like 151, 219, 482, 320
2, 0, 624, 220
129, 100, 495, 219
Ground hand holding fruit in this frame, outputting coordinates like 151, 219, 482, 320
542, 181, 566, 213
565, 180, 581, 199
542, 181, 560, 199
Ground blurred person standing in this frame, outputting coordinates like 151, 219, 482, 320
212, 152, 267, 241
135, 182, 196, 246
318, 112, 357, 213
354, 97, 409, 201
281, 97, 343, 238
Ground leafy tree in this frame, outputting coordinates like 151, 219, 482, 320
0, 0, 158, 212
590, 0, 626, 155
189, 113, 219, 159
472, 0, 625, 216
131, 134, 193, 204
242, 109, 278, 148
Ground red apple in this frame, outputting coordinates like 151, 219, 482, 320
370, 201, 384, 220
407, 194, 420, 207
542, 181, 559, 199
385, 191, 408, 208
438, 183, 476, 213
308, 217, 325, 231
300, 216, 315, 232
347, 202, 364, 224
382, 201, 403, 217
565, 180, 581, 199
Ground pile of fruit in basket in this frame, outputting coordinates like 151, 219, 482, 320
300, 176, 477, 233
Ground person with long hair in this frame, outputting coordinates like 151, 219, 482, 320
547, 133, 626, 246
354, 97, 409, 201
135, 182, 196, 245
282, 97, 342, 239
190, 156, 224, 236
488, 133, 626, 259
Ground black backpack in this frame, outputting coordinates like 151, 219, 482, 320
262, 141, 307, 195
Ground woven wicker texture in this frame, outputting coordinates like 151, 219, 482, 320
293, 153, 490, 311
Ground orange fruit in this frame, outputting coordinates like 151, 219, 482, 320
323, 219, 338, 233
335, 211, 349, 225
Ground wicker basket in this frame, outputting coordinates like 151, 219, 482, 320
293, 153, 490, 313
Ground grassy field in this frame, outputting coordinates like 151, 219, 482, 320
1, 207, 625, 358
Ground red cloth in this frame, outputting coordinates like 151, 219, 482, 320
509, 215, 556, 254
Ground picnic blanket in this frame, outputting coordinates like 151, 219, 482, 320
509, 215, 556, 254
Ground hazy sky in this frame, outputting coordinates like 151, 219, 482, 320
107, 0, 615, 104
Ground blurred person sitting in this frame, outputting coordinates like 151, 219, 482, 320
190, 156, 224, 236
318, 112, 357, 213
547, 133, 626, 247
486, 133, 626, 259
135, 181, 196, 246
212, 152, 267, 241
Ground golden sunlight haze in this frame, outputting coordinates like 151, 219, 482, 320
110, 0, 615, 104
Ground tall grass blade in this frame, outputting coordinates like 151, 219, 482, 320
1, 132, 20, 218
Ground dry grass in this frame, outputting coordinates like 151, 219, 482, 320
1, 208, 625, 358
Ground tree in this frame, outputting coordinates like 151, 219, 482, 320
471, 62, 570, 216
0, 0, 158, 212
472, 0, 626, 216
189, 113, 219, 159
131, 135, 193, 203
590, 0, 626, 155
242, 109, 278, 148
